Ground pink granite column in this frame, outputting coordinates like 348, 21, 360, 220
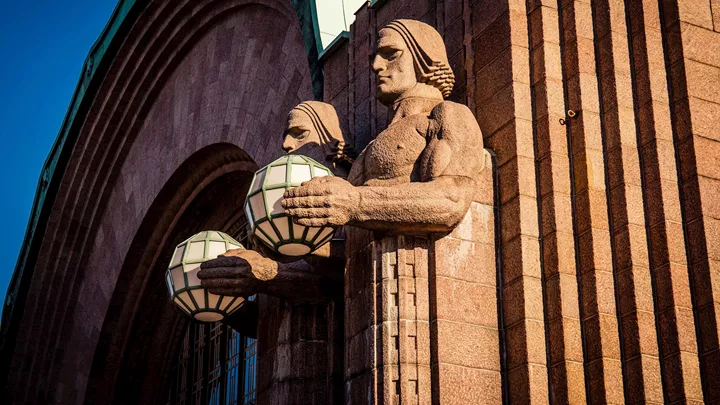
345, 150, 499, 404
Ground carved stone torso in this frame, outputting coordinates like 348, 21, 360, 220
348, 108, 435, 187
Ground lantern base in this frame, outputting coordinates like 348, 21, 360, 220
278, 243, 312, 256
194, 312, 224, 322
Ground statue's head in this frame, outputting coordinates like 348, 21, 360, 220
372, 19, 454, 105
283, 101, 356, 172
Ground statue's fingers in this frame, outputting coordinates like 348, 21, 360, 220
199, 278, 228, 289
201, 256, 251, 270
197, 266, 247, 279
201, 277, 254, 289
284, 186, 313, 198
281, 196, 328, 209
310, 176, 334, 183
294, 217, 329, 227
285, 207, 330, 219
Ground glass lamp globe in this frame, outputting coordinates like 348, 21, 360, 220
166, 231, 245, 322
244, 155, 337, 256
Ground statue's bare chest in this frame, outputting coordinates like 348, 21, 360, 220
352, 115, 429, 185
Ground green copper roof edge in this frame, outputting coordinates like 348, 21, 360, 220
369, 0, 388, 10
1, 0, 149, 343
318, 31, 349, 63
292, 0, 325, 99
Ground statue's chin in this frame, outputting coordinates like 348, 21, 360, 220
375, 88, 400, 106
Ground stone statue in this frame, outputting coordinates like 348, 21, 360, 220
197, 101, 353, 300
280, 19, 489, 403
283, 19, 483, 234
283, 101, 357, 174
200, 19, 492, 403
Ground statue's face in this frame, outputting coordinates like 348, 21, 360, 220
372, 28, 417, 105
283, 110, 319, 156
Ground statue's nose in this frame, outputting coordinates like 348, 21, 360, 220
282, 138, 294, 152
371, 54, 385, 73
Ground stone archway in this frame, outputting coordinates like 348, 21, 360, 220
2, 1, 314, 403
87, 143, 258, 404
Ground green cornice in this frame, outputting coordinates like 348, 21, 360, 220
318, 31, 349, 63
369, 0, 388, 9
1, 0, 148, 332
292, 0, 325, 99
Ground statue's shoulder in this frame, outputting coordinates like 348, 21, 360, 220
430, 100, 476, 122
429, 101, 481, 141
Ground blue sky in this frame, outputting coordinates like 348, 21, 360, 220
0, 0, 119, 314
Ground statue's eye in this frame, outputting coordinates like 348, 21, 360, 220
294, 130, 310, 139
387, 50, 401, 61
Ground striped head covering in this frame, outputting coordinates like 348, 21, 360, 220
289, 101, 357, 164
384, 19, 455, 98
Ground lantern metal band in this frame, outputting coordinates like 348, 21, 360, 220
244, 155, 337, 256
166, 231, 245, 322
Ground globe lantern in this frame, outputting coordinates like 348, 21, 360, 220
166, 231, 245, 322
244, 155, 337, 256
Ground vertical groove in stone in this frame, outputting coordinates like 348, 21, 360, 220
472, 1, 548, 403
625, 1, 700, 403
558, 0, 625, 403
462, 0, 476, 115
660, 0, 720, 401
592, 0, 665, 403
527, 0, 586, 403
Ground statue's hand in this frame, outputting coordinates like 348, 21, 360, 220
282, 176, 360, 227
198, 249, 278, 297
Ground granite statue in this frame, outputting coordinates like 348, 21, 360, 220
198, 101, 354, 300
283, 19, 483, 234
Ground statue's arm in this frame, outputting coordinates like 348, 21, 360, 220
283, 102, 483, 235
197, 237, 344, 301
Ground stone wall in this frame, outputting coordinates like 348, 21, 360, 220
322, 0, 720, 403
4, 0, 720, 404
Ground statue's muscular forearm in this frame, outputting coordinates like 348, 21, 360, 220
350, 175, 474, 234
265, 259, 340, 299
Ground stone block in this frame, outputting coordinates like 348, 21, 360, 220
541, 230, 576, 277
434, 319, 500, 370
475, 46, 520, 100
450, 201, 494, 243
433, 237, 496, 285
507, 362, 549, 405
433, 276, 498, 327
676, 0, 715, 30
503, 276, 545, 326
505, 319, 546, 369
501, 235, 541, 284
698, 176, 720, 220
577, 229, 613, 273
484, 118, 535, 166
549, 359, 586, 404
538, 153, 571, 197
434, 364, 502, 404
529, 5, 560, 50
498, 156, 537, 204
662, 350, 703, 403
544, 272, 581, 321
546, 315, 584, 363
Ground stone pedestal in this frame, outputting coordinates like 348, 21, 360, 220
256, 297, 343, 404
345, 151, 499, 404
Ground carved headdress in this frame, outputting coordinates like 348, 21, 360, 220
385, 19, 455, 98
290, 101, 357, 164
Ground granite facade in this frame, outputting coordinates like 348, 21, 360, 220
3, 0, 720, 404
